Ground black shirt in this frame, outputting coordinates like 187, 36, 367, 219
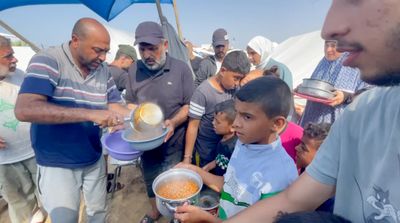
109, 65, 128, 92
190, 56, 203, 74
125, 55, 194, 149
214, 135, 238, 176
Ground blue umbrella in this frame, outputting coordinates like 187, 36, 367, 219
0, 0, 173, 21
0, 0, 193, 77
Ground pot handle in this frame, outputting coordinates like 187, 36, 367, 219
163, 201, 177, 212
163, 200, 193, 213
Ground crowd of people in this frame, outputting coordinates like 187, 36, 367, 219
0, 0, 399, 222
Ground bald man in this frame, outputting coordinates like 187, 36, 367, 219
15, 18, 130, 222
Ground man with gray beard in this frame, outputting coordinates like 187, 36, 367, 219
124, 21, 194, 222
0, 35, 45, 223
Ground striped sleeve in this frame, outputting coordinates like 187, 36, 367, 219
19, 54, 60, 97
189, 89, 206, 119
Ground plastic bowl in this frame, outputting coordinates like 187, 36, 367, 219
101, 131, 143, 161
121, 126, 169, 151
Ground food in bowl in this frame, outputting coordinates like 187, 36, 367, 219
156, 179, 199, 200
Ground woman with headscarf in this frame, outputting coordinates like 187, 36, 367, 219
247, 36, 293, 89
299, 40, 369, 127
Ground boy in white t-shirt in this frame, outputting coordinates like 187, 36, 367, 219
175, 76, 298, 222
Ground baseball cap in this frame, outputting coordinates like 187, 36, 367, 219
117, 44, 137, 60
134, 21, 164, 45
212, 28, 229, 47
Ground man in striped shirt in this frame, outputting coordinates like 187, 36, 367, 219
15, 18, 129, 222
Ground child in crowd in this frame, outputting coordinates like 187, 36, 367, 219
295, 122, 333, 212
295, 122, 331, 172
240, 68, 303, 163
175, 76, 298, 222
202, 99, 237, 176
184, 51, 250, 167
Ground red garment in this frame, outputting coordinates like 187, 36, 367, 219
280, 121, 303, 162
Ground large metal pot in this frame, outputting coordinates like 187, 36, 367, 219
152, 168, 203, 218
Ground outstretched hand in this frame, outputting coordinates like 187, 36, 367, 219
174, 203, 218, 223
90, 110, 125, 128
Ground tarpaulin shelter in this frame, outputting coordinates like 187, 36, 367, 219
0, 0, 193, 72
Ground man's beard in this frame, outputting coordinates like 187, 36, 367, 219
0, 64, 11, 80
361, 23, 400, 86
143, 53, 166, 71
215, 51, 225, 60
362, 72, 400, 87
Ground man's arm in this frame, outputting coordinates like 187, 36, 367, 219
183, 118, 200, 163
108, 103, 131, 117
224, 173, 335, 223
15, 93, 123, 128
164, 104, 189, 142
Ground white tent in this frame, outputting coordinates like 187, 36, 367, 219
13, 46, 35, 72
271, 30, 324, 88
8, 29, 325, 86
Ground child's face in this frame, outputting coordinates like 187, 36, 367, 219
213, 112, 233, 135
220, 68, 244, 90
233, 99, 283, 144
295, 136, 321, 168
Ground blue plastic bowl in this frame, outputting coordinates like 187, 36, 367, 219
101, 131, 143, 161
121, 127, 169, 151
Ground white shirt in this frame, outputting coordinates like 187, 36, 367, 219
0, 69, 34, 164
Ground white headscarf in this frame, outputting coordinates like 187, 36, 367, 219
247, 36, 276, 70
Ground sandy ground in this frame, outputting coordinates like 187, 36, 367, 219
0, 162, 171, 223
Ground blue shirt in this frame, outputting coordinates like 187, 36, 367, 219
19, 42, 121, 168
219, 138, 298, 219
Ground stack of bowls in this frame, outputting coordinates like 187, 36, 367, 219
297, 78, 336, 99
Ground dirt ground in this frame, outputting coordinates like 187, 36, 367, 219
0, 162, 171, 223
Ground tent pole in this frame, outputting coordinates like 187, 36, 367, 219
155, 0, 164, 22
172, 0, 183, 40
0, 19, 40, 53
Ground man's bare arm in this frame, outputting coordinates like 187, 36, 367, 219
224, 173, 335, 223
108, 103, 131, 117
15, 93, 123, 128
